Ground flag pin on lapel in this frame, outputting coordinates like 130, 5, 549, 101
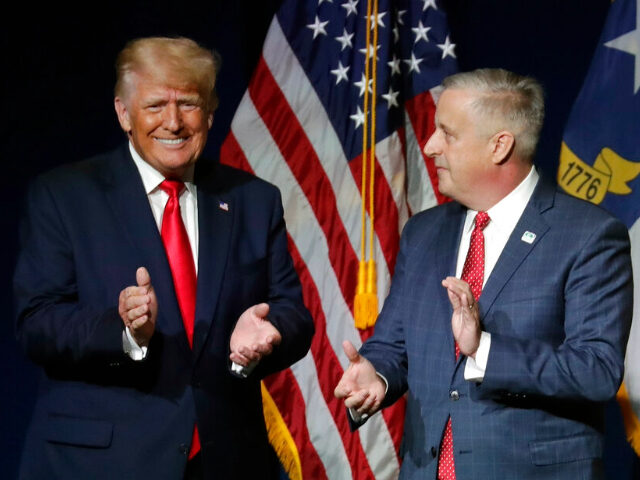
521, 231, 536, 244
219, 201, 229, 211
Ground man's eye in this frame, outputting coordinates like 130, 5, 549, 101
146, 105, 162, 112
180, 103, 198, 111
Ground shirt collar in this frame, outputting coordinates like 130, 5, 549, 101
128, 142, 196, 196
464, 166, 539, 234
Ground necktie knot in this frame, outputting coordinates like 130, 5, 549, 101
475, 211, 490, 231
160, 179, 185, 198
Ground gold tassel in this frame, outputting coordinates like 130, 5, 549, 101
354, 259, 378, 329
617, 382, 640, 456
261, 382, 302, 480
354, 0, 380, 331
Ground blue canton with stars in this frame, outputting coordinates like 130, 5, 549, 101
276, 0, 458, 161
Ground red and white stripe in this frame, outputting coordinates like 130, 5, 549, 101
221, 16, 443, 480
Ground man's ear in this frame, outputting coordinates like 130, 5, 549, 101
491, 131, 515, 164
114, 97, 132, 134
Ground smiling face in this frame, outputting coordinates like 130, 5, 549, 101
114, 73, 213, 178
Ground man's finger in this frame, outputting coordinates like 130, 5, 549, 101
334, 381, 351, 399
127, 303, 149, 321
342, 340, 361, 363
125, 293, 149, 310
252, 302, 270, 319
130, 315, 149, 330
345, 390, 368, 409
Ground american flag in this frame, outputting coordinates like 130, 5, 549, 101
220, 0, 457, 478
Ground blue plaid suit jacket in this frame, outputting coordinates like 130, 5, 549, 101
360, 176, 633, 480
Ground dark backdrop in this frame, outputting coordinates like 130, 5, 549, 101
2, 1, 638, 478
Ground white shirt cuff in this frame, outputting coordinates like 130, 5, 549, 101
464, 331, 491, 382
122, 328, 148, 361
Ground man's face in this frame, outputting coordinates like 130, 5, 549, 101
115, 75, 213, 178
423, 88, 494, 206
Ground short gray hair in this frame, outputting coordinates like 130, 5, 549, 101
443, 68, 545, 160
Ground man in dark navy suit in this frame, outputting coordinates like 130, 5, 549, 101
14, 37, 313, 479
335, 68, 632, 479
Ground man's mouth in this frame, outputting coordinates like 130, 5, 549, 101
155, 138, 187, 145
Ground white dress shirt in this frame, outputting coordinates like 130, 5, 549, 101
461, 166, 539, 381
353, 167, 539, 421
122, 143, 199, 360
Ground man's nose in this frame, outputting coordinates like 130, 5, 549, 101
163, 103, 183, 131
423, 131, 440, 158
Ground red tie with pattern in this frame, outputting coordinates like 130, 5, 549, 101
159, 179, 200, 459
438, 211, 490, 480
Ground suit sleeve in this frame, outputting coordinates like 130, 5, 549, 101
253, 188, 314, 378
476, 215, 633, 402
357, 218, 413, 407
14, 176, 127, 369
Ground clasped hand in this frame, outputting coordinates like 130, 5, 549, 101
442, 276, 481, 358
118, 267, 157, 347
229, 303, 282, 368
334, 341, 386, 418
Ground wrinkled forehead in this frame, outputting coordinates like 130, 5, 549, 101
124, 70, 204, 101
435, 89, 480, 124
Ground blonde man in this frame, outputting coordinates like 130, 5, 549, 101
15, 37, 313, 479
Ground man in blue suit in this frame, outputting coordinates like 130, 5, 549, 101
14, 37, 313, 479
335, 68, 633, 479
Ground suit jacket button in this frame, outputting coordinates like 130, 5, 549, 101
179, 444, 189, 455
449, 390, 459, 401
431, 446, 438, 458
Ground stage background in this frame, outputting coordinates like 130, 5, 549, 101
2, 1, 638, 478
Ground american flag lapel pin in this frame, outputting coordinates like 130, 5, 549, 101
219, 201, 229, 211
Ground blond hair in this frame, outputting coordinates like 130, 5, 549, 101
115, 36, 220, 112
443, 68, 544, 160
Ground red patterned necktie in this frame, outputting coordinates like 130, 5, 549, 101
438, 211, 490, 480
159, 179, 200, 459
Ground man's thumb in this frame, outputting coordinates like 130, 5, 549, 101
253, 303, 270, 319
342, 340, 361, 363
136, 266, 151, 288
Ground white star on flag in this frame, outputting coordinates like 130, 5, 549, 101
604, 0, 640, 93
350, 105, 365, 128
412, 21, 431, 44
368, 11, 387, 29
437, 35, 457, 59
330, 61, 350, 85
335, 28, 354, 50
341, 0, 358, 17
307, 15, 329, 39
404, 52, 424, 73
422, 0, 438, 11
359, 43, 380, 60
388, 54, 401, 75
382, 87, 400, 108
397, 9, 406, 25
354, 73, 373, 96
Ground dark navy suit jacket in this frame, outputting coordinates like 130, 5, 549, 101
14, 145, 314, 479
360, 176, 632, 479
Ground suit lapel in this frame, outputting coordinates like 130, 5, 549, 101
478, 176, 555, 317
102, 145, 192, 356
435, 204, 467, 365
192, 165, 234, 360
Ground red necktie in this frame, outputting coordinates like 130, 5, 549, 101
159, 179, 200, 459
438, 211, 490, 480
